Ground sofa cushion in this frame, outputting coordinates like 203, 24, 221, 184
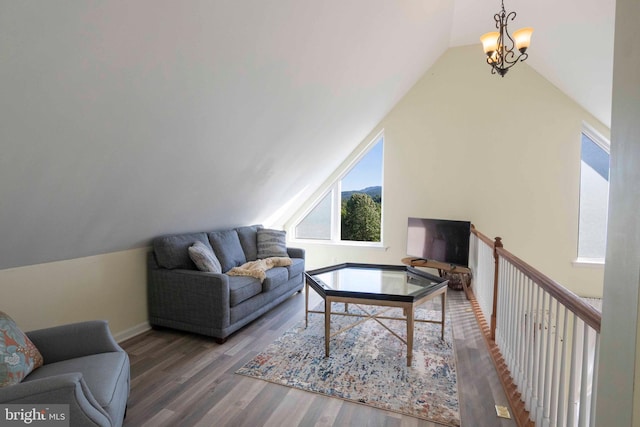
0, 312, 44, 387
23, 352, 128, 410
208, 230, 247, 273
257, 229, 288, 258
227, 276, 262, 307
262, 267, 290, 292
286, 258, 305, 280
154, 232, 210, 270
188, 241, 222, 273
236, 225, 263, 261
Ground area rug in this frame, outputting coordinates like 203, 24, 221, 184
236, 303, 460, 426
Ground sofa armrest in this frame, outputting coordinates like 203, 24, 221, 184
287, 247, 305, 260
147, 253, 231, 329
0, 373, 111, 427
26, 321, 123, 364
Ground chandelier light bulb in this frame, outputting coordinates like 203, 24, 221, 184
513, 27, 534, 52
480, 32, 500, 56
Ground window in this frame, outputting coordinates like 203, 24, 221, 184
295, 134, 383, 244
577, 126, 610, 261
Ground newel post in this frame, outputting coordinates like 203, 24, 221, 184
491, 237, 503, 341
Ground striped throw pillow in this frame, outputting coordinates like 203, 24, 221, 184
188, 241, 222, 273
257, 229, 288, 258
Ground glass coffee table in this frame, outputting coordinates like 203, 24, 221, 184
304, 263, 449, 367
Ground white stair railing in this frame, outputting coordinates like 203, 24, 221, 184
470, 227, 601, 427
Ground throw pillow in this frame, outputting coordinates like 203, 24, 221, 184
188, 241, 222, 274
0, 312, 44, 387
257, 229, 288, 258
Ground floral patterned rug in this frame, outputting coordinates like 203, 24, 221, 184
236, 303, 460, 426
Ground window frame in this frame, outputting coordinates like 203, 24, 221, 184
291, 132, 384, 247
575, 122, 610, 266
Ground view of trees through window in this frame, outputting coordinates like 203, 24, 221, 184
295, 135, 383, 243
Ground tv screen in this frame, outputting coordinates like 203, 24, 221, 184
406, 218, 471, 267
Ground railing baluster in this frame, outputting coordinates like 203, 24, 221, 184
496, 254, 504, 347
531, 282, 542, 419
525, 277, 535, 411
567, 315, 580, 426
513, 265, 521, 384
550, 300, 561, 427
589, 334, 600, 427
542, 293, 554, 427
578, 322, 591, 427
504, 261, 512, 365
536, 289, 549, 426
557, 307, 569, 427
517, 270, 526, 391
505, 262, 515, 368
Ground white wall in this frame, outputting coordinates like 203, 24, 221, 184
596, 0, 640, 423
0, 248, 148, 341
288, 45, 609, 298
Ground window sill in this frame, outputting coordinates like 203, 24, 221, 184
289, 239, 387, 250
573, 258, 605, 268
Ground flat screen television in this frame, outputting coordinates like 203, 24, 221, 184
406, 217, 471, 267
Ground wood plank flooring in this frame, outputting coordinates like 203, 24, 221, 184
121, 289, 517, 427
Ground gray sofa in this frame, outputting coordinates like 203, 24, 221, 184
0, 320, 130, 427
147, 225, 305, 342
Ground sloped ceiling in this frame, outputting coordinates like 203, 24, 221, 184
0, 0, 614, 270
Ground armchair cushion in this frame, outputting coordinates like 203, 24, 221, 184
0, 312, 43, 387
23, 352, 129, 414
0, 372, 112, 427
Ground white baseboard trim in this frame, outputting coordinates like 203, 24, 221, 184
114, 321, 151, 343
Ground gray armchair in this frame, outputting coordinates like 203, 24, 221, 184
0, 320, 130, 427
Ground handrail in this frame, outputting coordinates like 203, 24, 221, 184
471, 223, 602, 333
471, 224, 495, 247
496, 247, 601, 333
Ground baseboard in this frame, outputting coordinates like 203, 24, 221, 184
114, 321, 151, 343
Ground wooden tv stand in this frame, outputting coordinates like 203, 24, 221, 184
401, 257, 472, 300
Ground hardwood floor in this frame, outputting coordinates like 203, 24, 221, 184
121, 289, 517, 427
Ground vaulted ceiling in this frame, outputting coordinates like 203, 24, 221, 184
0, 0, 615, 270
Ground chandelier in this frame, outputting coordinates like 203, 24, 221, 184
480, 0, 533, 77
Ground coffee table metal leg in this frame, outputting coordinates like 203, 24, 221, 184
325, 297, 331, 358
305, 281, 309, 328
441, 291, 446, 340
406, 304, 414, 367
